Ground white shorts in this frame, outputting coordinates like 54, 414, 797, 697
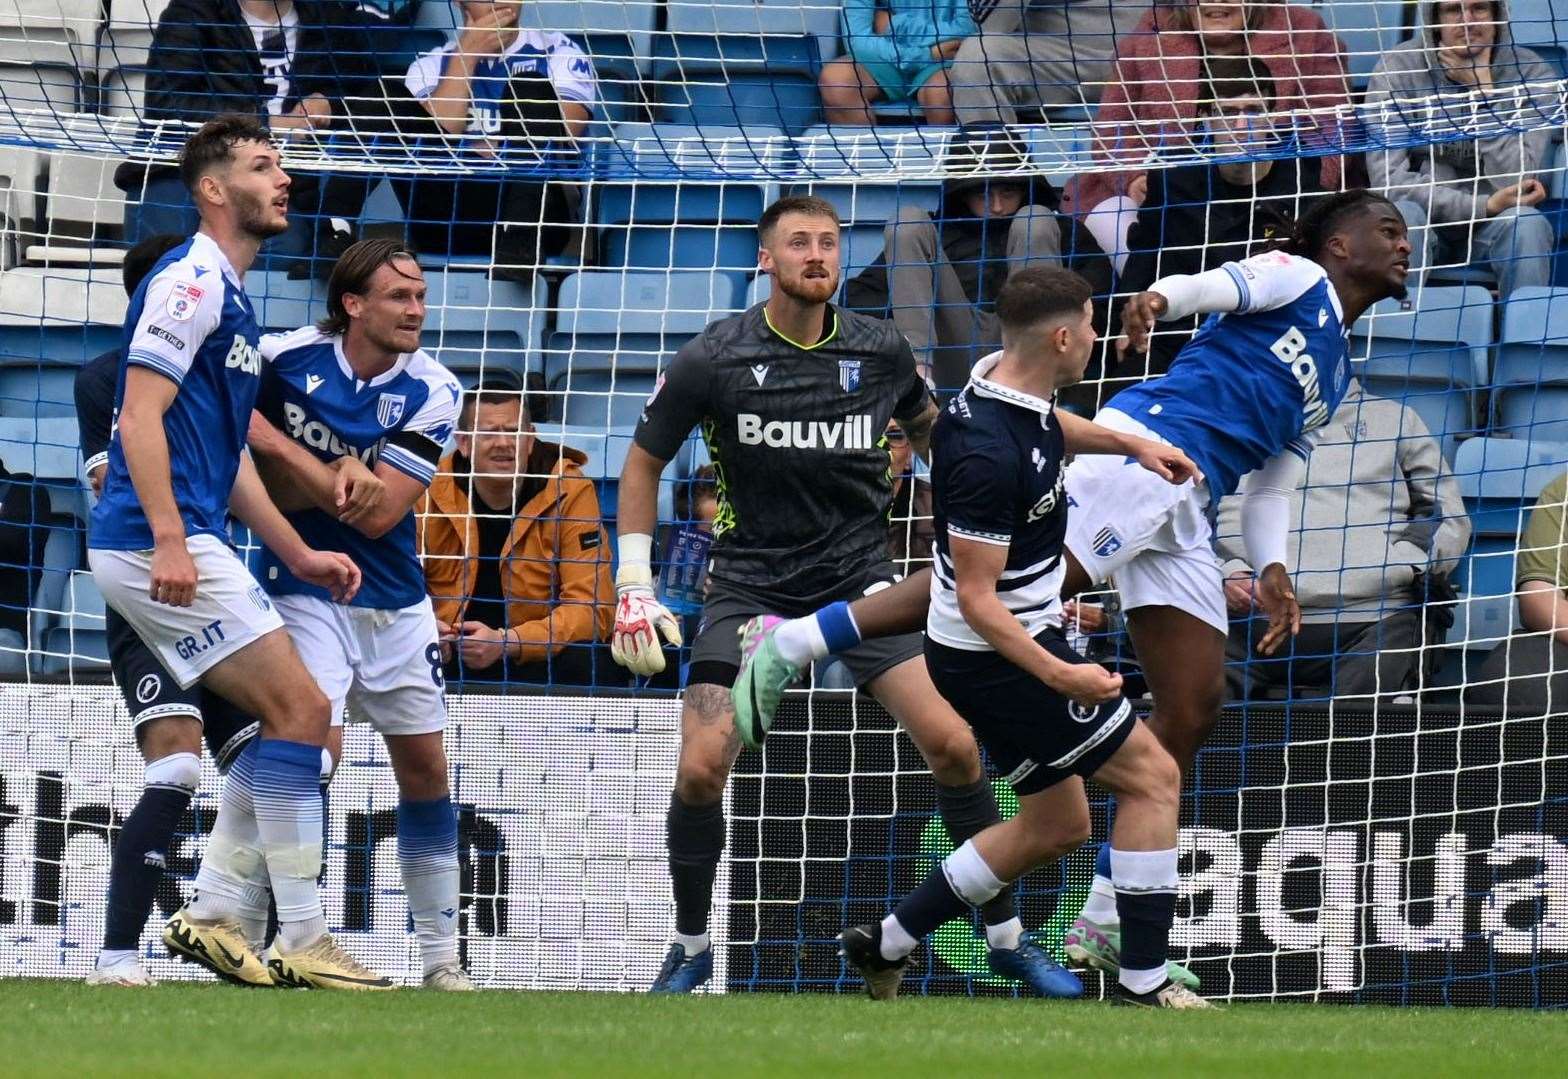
1063, 408, 1228, 636
271, 592, 447, 736
89, 534, 286, 689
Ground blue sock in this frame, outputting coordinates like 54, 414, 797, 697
398, 796, 460, 973
103, 786, 191, 952
251, 738, 326, 947
1096, 841, 1112, 879
816, 601, 862, 653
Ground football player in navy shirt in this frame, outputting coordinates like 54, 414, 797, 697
840, 268, 1210, 1008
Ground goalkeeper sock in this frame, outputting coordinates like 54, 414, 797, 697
1113, 847, 1178, 995
666, 794, 725, 946
772, 601, 861, 667
935, 779, 1019, 941
883, 839, 1004, 959
398, 795, 461, 974
1081, 841, 1120, 925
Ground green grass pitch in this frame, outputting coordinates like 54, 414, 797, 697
4, 978, 1565, 1077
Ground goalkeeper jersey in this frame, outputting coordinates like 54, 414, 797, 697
635, 302, 931, 603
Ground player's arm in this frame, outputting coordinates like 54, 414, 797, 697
948, 535, 1122, 708
229, 453, 361, 603
246, 410, 392, 528
1238, 439, 1314, 655
897, 396, 939, 463
74, 359, 115, 498
1119, 251, 1320, 355
117, 366, 197, 605
1055, 409, 1201, 485
891, 335, 938, 461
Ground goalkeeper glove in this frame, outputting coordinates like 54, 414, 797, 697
611, 534, 683, 676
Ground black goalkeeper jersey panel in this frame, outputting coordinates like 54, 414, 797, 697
636, 302, 930, 601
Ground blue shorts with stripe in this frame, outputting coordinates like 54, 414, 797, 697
923, 627, 1136, 796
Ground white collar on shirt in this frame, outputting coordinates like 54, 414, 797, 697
967, 350, 1056, 422
190, 231, 246, 292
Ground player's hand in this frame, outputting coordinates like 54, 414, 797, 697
1125, 435, 1203, 486
332, 456, 386, 527
1062, 599, 1107, 634
289, 549, 361, 604
611, 566, 683, 676
1223, 571, 1255, 616
1253, 562, 1300, 655
436, 618, 458, 663
1049, 660, 1123, 708
149, 539, 198, 607
456, 621, 509, 669
1116, 291, 1169, 358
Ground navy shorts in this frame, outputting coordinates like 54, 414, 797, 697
924, 627, 1136, 796
108, 608, 258, 772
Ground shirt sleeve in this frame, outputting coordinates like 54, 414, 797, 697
125, 267, 222, 386
633, 339, 712, 462
548, 36, 596, 106
383, 374, 461, 485
890, 332, 932, 422
940, 435, 1020, 548
405, 46, 447, 100
1220, 250, 1327, 315
1517, 475, 1568, 588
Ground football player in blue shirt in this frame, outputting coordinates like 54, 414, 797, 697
244, 239, 470, 990
86, 115, 383, 989
735, 189, 1412, 987
841, 268, 1210, 1008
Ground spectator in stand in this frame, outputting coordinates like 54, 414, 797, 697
1472, 471, 1568, 710
878, 129, 1062, 389
127, 0, 393, 265
1060, 1, 1349, 270
1110, 56, 1325, 386
949, 0, 1146, 123
418, 380, 614, 686
402, 0, 593, 271
885, 419, 933, 574
1214, 381, 1470, 700
1366, 0, 1556, 296
820, 0, 976, 125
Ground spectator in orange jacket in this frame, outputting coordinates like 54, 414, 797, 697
417, 380, 615, 686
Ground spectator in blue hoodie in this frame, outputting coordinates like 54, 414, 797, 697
819, 0, 976, 125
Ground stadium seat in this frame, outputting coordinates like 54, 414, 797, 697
1493, 287, 1568, 441
0, 0, 100, 68
0, 416, 81, 477
418, 271, 545, 382
28, 150, 129, 264
0, 268, 123, 415
30, 517, 82, 651
549, 421, 673, 523
1348, 286, 1492, 461
1508, 0, 1568, 76
1314, 0, 1412, 82
0, 62, 83, 116
39, 568, 108, 674
593, 157, 775, 277
96, 64, 145, 119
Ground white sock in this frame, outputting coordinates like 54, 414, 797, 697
1081, 875, 1120, 925
398, 797, 461, 974
1120, 964, 1167, 995
985, 916, 1024, 951
879, 914, 918, 961
674, 930, 709, 957
772, 615, 828, 667
190, 754, 262, 924
96, 948, 137, 970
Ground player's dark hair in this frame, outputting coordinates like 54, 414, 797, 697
460, 374, 531, 434
318, 238, 422, 336
122, 233, 184, 298
178, 113, 275, 194
758, 195, 839, 245
1202, 55, 1275, 109
1282, 189, 1399, 260
995, 267, 1093, 334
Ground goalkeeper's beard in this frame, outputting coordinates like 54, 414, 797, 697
777, 271, 838, 306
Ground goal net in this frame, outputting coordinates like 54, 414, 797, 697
0, 0, 1565, 1004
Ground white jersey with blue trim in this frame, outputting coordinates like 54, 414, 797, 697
927, 353, 1069, 651
253, 327, 461, 610
1110, 251, 1352, 500
90, 231, 264, 550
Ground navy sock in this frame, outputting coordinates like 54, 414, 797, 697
935, 780, 1017, 929
1095, 841, 1111, 879
103, 786, 191, 951
1116, 890, 1177, 974
667, 795, 725, 937
890, 865, 970, 942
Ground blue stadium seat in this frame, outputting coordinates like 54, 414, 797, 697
652, 8, 828, 134
0, 417, 81, 479
419, 271, 545, 381
1508, 0, 1568, 75
549, 422, 674, 523
1447, 437, 1568, 651
1493, 286, 1568, 440
31, 519, 82, 652
1348, 286, 1492, 461
546, 272, 742, 412
40, 568, 108, 674
594, 169, 773, 275
1314, 0, 1412, 82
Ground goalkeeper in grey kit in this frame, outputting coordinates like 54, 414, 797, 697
611, 194, 1083, 996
